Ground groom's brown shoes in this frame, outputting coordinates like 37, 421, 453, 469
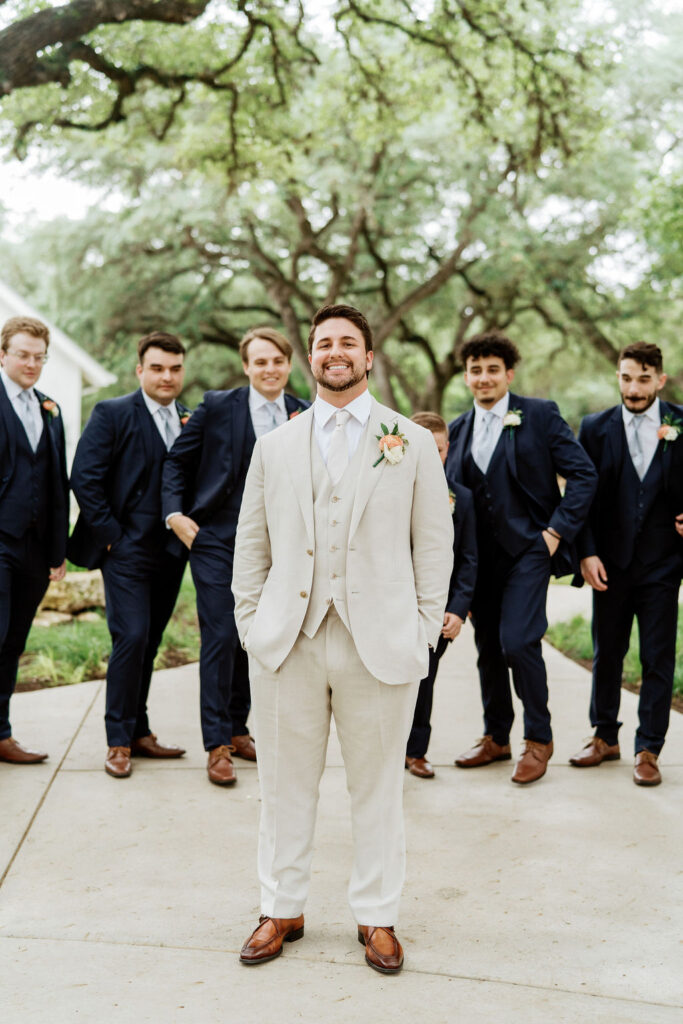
239, 914, 305, 964
357, 925, 404, 974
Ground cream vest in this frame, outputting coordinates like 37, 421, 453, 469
301, 425, 365, 638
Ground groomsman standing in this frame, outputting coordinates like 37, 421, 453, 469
447, 331, 596, 784
571, 342, 683, 786
0, 316, 69, 765
69, 332, 190, 779
162, 327, 309, 786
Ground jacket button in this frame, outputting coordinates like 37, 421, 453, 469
306, 549, 313, 556
300, 590, 308, 598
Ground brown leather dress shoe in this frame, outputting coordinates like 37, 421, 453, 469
511, 740, 553, 784
357, 925, 404, 974
405, 756, 435, 778
105, 746, 132, 778
231, 734, 256, 761
0, 737, 48, 764
207, 745, 236, 785
239, 914, 305, 965
633, 750, 661, 787
130, 733, 186, 758
569, 736, 620, 767
455, 735, 511, 768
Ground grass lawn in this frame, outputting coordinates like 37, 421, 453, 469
17, 567, 200, 690
546, 614, 683, 702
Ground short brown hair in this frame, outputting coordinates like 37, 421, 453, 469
239, 326, 293, 363
1, 316, 50, 352
137, 331, 186, 363
307, 304, 373, 354
619, 341, 663, 374
460, 330, 520, 370
411, 411, 447, 434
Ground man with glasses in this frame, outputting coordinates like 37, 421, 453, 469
0, 316, 68, 765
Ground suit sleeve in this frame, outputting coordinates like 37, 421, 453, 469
232, 438, 272, 644
544, 402, 598, 543
161, 401, 207, 518
69, 403, 122, 549
447, 489, 477, 620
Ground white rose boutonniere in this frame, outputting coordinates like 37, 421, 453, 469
657, 415, 682, 450
503, 408, 523, 433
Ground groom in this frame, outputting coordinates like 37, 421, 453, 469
232, 304, 453, 973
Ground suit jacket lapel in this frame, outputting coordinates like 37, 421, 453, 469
452, 409, 473, 479
607, 405, 625, 473
0, 376, 18, 470
349, 398, 392, 540
133, 389, 158, 467
284, 407, 315, 544
231, 387, 252, 469
503, 392, 521, 480
658, 400, 678, 487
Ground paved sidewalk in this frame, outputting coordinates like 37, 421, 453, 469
1, 585, 681, 1023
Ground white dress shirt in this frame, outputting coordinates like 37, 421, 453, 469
472, 391, 509, 455
622, 398, 661, 478
313, 390, 372, 464
249, 387, 288, 438
141, 388, 181, 447
0, 367, 44, 446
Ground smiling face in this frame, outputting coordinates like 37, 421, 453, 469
136, 346, 185, 406
308, 317, 373, 404
463, 355, 514, 408
242, 337, 291, 400
617, 357, 666, 413
0, 331, 48, 389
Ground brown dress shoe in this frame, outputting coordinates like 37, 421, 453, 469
405, 756, 435, 778
569, 736, 620, 767
357, 925, 404, 974
231, 734, 256, 761
105, 746, 132, 778
207, 745, 236, 785
239, 914, 305, 964
130, 733, 186, 758
511, 740, 553, 784
455, 735, 511, 768
634, 750, 661, 787
0, 737, 48, 764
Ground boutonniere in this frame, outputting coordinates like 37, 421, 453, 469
373, 422, 409, 467
42, 399, 59, 419
502, 409, 523, 432
179, 411, 192, 426
657, 414, 682, 449
289, 409, 301, 420
448, 488, 456, 515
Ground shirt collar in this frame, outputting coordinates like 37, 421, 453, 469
473, 392, 509, 422
141, 388, 175, 418
249, 385, 286, 413
1, 367, 33, 402
314, 389, 372, 428
622, 397, 660, 427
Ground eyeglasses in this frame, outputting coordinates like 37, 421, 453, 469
5, 350, 49, 365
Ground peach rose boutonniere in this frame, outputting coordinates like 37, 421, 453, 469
657, 414, 682, 450
502, 408, 523, 433
289, 409, 301, 420
179, 411, 192, 426
42, 399, 59, 419
373, 422, 409, 467
448, 488, 456, 515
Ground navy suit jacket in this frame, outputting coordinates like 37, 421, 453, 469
446, 393, 597, 579
161, 387, 310, 542
445, 477, 478, 620
0, 382, 69, 566
576, 401, 683, 568
68, 390, 191, 569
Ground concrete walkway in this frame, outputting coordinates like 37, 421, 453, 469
1, 585, 681, 1023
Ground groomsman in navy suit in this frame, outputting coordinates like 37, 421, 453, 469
405, 412, 477, 779
162, 327, 309, 786
447, 332, 597, 784
0, 316, 68, 765
571, 342, 683, 786
69, 332, 190, 779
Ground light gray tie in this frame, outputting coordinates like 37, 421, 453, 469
474, 411, 497, 474
327, 409, 351, 484
628, 415, 645, 479
18, 390, 40, 452
265, 401, 281, 432
158, 405, 177, 450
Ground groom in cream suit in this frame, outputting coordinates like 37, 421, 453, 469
233, 304, 453, 974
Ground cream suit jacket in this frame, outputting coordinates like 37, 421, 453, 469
232, 397, 454, 684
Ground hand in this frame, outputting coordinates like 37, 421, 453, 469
49, 561, 66, 582
676, 513, 683, 538
169, 514, 200, 550
581, 555, 608, 591
441, 612, 463, 641
542, 529, 560, 556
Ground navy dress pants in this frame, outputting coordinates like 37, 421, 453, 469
189, 529, 251, 751
406, 634, 449, 759
470, 535, 552, 746
591, 558, 679, 755
0, 530, 49, 740
101, 538, 186, 747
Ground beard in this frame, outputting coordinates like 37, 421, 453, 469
622, 392, 657, 412
312, 361, 367, 392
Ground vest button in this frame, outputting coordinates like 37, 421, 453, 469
299, 590, 308, 598
330, 520, 338, 526
331, 496, 340, 503
330, 545, 337, 552
306, 549, 313, 556
330, 573, 338, 579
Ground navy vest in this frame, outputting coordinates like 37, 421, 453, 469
0, 413, 50, 539
120, 423, 168, 546
613, 448, 676, 568
464, 437, 537, 558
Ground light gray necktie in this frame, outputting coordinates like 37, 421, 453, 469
474, 411, 497, 474
265, 401, 281, 432
628, 415, 645, 479
158, 405, 177, 450
18, 390, 40, 452
327, 409, 351, 484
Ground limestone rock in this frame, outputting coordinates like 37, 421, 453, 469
40, 570, 105, 614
